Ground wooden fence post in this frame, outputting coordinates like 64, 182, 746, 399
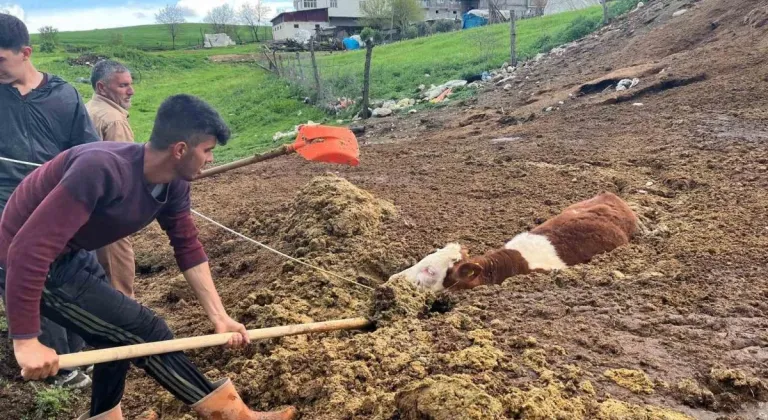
360, 41, 374, 119
602, 0, 610, 26
309, 36, 322, 103
296, 52, 305, 81
510, 10, 517, 67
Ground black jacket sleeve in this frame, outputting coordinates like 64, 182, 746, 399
68, 89, 101, 148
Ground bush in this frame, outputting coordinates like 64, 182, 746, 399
414, 21, 432, 37
558, 15, 601, 43
39, 40, 56, 53
532, 33, 557, 54
610, 0, 643, 18
404, 26, 419, 39
110, 33, 124, 46
432, 19, 456, 33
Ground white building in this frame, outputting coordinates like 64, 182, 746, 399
274, 0, 467, 41
293, 0, 363, 18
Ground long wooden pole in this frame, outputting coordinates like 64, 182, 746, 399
195, 144, 292, 180
510, 10, 517, 67
59, 317, 372, 370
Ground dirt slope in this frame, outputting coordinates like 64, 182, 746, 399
2, 0, 768, 419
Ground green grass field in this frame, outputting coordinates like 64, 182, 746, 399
30, 1, 637, 163
311, 6, 605, 101
31, 23, 273, 51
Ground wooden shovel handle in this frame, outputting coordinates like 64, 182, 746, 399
195, 144, 294, 180
58, 317, 372, 370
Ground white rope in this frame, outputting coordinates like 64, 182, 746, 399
0, 155, 374, 292
190, 210, 373, 291
0, 156, 42, 167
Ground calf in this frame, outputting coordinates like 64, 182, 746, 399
442, 192, 638, 291
389, 242, 468, 292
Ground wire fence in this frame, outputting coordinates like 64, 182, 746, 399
258, 10, 584, 117
257, 0, 640, 121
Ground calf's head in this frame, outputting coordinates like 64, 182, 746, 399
443, 259, 486, 290
394, 242, 468, 292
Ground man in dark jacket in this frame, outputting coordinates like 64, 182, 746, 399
0, 13, 101, 388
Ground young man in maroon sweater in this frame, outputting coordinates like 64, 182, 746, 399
0, 94, 297, 420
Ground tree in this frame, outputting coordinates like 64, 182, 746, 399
361, 0, 423, 33
239, 1, 271, 42
204, 4, 237, 36
155, 4, 186, 50
38, 26, 59, 53
531, 0, 548, 16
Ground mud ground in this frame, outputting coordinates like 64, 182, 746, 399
2, 0, 768, 419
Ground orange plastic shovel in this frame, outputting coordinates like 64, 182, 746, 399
196, 124, 360, 180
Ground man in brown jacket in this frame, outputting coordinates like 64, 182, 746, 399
85, 59, 137, 298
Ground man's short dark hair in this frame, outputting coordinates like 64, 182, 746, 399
0, 13, 30, 52
90, 59, 130, 89
149, 94, 231, 149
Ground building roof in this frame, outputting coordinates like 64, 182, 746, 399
271, 8, 329, 24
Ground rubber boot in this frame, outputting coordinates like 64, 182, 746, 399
75, 404, 123, 420
191, 378, 298, 420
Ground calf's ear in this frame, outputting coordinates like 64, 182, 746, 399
457, 262, 483, 283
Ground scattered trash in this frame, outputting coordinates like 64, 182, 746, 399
503, 84, 512, 91
534, 53, 545, 62
372, 108, 393, 118
424, 73, 431, 78
418, 84, 426, 91
616, 78, 641, 91
273, 129, 298, 142
327, 97, 355, 113
423, 80, 466, 101
636, 2, 645, 10
409, 109, 418, 114
467, 81, 484, 89
633, 103, 644, 106
646, 181, 654, 187
482, 71, 492, 81
430, 88, 453, 103
272, 121, 319, 142
545, 106, 554, 112
558, 101, 565, 105
672, 9, 688, 17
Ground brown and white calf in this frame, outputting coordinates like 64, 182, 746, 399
441, 192, 638, 291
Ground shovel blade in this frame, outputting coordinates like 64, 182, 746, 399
292, 125, 360, 166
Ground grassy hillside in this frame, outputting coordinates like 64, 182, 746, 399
29, 2, 635, 163
31, 23, 273, 51
313, 6, 605, 101
35, 46, 325, 163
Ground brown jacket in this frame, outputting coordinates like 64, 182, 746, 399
84, 93, 137, 297
85, 94, 134, 143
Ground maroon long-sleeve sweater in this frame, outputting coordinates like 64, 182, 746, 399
0, 141, 208, 339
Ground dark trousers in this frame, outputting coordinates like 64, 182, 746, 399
0, 250, 215, 415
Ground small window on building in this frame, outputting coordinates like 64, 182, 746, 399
294, 24, 299, 28
303, 0, 317, 8
453, 11, 457, 14
315, 24, 321, 28
331, 0, 338, 7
